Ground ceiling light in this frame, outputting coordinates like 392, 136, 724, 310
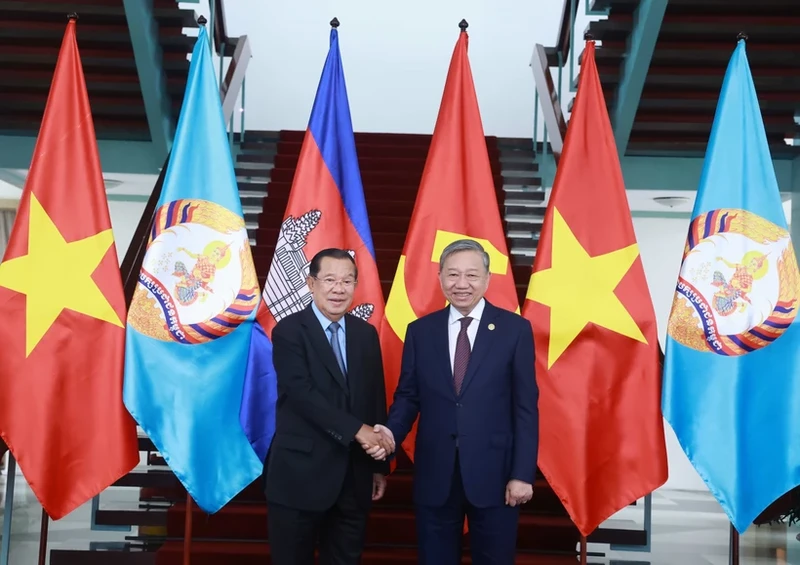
653, 196, 691, 208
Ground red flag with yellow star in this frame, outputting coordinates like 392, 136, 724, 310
0, 18, 138, 519
523, 40, 668, 536
380, 27, 519, 461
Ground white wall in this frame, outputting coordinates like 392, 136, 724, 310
0, 179, 145, 265
631, 202, 793, 492
221, 0, 556, 137
0, 180, 20, 201
107, 200, 147, 262
633, 216, 708, 492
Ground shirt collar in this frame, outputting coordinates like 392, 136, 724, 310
311, 301, 346, 334
448, 297, 485, 325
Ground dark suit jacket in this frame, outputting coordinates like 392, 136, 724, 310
386, 300, 538, 508
265, 305, 389, 513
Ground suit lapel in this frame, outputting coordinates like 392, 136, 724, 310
300, 307, 348, 393
459, 302, 500, 396
429, 308, 456, 398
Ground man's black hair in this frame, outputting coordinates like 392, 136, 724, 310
308, 248, 358, 279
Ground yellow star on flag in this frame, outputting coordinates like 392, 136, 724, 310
527, 208, 647, 368
0, 193, 123, 356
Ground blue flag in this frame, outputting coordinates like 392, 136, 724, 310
663, 39, 800, 532
240, 26, 384, 463
123, 26, 263, 513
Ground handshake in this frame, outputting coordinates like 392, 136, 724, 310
355, 424, 395, 460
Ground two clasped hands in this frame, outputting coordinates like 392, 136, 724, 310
355, 424, 534, 506
355, 423, 396, 459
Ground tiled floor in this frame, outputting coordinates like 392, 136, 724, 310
1, 459, 798, 565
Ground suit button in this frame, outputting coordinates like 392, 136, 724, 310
456, 403, 462, 408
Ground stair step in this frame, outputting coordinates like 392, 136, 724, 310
499, 159, 539, 172
264, 153, 503, 175
153, 542, 586, 565
136, 474, 561, 513
163, 505, 577, 552
503, 177, 543, 188
505, 215, 545, 226
508, 230, 541, 240
1, 1, 198, 27
273, 141, 501, 161
278, 129, 500, 149
268, 182, 415, 200
0, 68, 188, 93
234, 160, 275, 171
0, 25, 194, 52
260, 198, 415, 218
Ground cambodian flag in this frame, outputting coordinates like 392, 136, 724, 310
240, 23, 385, 463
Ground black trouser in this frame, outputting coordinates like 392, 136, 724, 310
268, 460, 367, 565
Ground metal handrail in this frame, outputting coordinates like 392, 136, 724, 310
120, 4, 252, 304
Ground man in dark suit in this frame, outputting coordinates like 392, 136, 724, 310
370, 238, 538, 565
265, 248, 392, 565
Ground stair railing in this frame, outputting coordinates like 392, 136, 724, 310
121, 0, 252, 304
529, 0, 608, 184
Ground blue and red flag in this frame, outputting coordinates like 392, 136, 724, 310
240, 25, 385, 462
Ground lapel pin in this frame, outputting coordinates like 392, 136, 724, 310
488, 323, 495, 331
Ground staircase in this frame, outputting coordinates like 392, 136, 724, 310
584, 0, 800, 157
0, 0, 196, 140
239, 130, 546, 305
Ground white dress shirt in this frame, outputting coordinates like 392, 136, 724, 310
447, 298, 485, 373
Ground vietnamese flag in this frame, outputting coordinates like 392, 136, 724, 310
523, 40, 668, 536
0, 17, 139, 519
380, 23, 519, 461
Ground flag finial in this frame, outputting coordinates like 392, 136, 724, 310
197, 15, 207, 26
67, 12, 78, 21
737, 31, 748, 41
584, 31, 594, 41
330, 17, 340, 28
459, 19, 469, 31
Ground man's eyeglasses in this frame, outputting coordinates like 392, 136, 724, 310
313, 277, 357, 289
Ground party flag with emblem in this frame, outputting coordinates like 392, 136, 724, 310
662, 39, 800, 533
379, 26, 519, 461
523, 40, 668, 536
0, 17, 138, 520
123, 25, 263, 513
240, 23, 384, 463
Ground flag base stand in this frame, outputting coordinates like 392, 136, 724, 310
729, 523, 739, 565
37, 507, 49, 565
183, 493, 193, 565
579, 534, 587, 565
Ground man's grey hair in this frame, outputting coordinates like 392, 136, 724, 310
438, 239, 490, 272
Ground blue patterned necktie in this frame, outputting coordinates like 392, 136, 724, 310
453, 317, 472, 395
329, 321, 346, 378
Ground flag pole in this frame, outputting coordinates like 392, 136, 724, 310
183, 493, 193, 565
725, 29, 746, 565
36, 508, 49, 565
0, 454, 16, 565
36, 12, 74, 565
579, 534, 587, 565
729, 523, 739, 565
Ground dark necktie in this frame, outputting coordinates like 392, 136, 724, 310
453, 317, 472, 395
329, 322, 346, 378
